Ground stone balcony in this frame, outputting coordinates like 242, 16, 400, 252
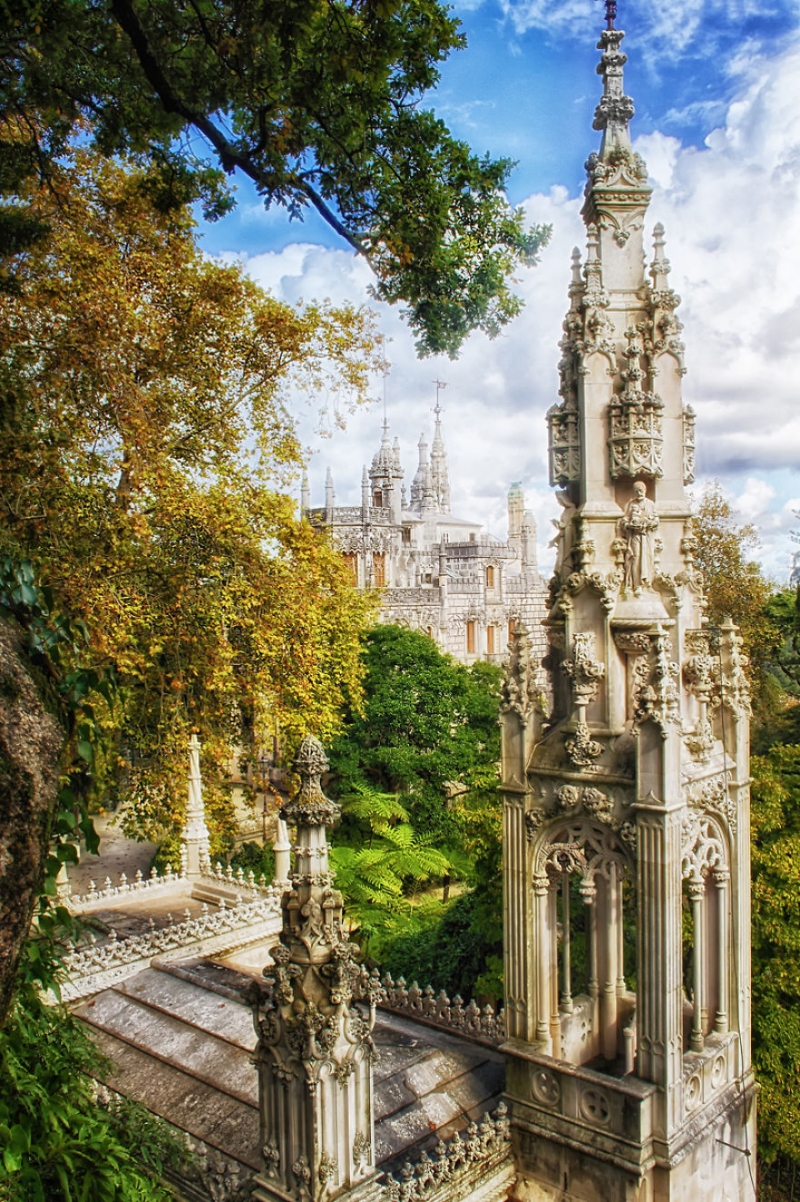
503, 1037, 658, 1176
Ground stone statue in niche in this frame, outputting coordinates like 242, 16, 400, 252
621, 481, 659, 594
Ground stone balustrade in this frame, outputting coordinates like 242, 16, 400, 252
374, 972, 505, 1045
69, 860, 279, 912
62, 893, 283, 1001
382, 1102, 510, 1201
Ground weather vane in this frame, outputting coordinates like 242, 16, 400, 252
604, 0, 617, 28
432, 379, 447, 417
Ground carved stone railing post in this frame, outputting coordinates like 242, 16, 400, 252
250, 736, 379, 1202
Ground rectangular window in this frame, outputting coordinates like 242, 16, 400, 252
373, 553, 386, 587
466, 620, 476, 654
487, 625, 495, 654
486, 565, 495, 589
508, 619, 516, 644
342, 553, 358, 584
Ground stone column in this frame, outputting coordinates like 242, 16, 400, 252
600, 863, 619, 1062
636, 806, 684, 1135
560, 872, 573, 1013
272, 817, 292, 886
250, 737, 379, 1202
689, 879, 706, 1051
182, 732, 210, 879
533, 874, 552, 1051
713, 868, 730, 1036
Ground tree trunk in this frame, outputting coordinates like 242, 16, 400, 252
0, 619, 63, 1027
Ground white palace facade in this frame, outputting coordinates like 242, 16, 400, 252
305, 407, 548, 665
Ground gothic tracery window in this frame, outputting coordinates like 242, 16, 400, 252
532, 819, 635, 1071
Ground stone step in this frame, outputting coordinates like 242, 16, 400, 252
118, 965, 257, 1050
74, 979, 258, 1107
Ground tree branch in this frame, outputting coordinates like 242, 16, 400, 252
109, 0, 372, 263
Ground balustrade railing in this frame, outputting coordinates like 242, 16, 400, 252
373, 971, 504, 1045
382, 1102, 510, 1200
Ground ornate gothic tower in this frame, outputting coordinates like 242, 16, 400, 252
250, 737, 381, 1202
500, 6, 756, 1200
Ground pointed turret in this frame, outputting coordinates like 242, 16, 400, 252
300, 470, 310, 516
503, 5, 755, 1200
369, 417, 403, 521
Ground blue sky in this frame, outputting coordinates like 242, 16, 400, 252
197, 0, 800, 582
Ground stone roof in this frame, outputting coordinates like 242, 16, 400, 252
72, 954, 506, 1196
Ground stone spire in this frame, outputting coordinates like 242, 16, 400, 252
325, 467, 335, 516
429, 401, 451, 514
502, 5, 756, 1199
592, 0, 634, 157
300, 470, 310, 516
250, 736, 380, 1202
409, 433, 428, 512
182, 733, 211, 879
507, 482, 524, 552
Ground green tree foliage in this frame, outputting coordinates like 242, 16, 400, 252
328, 625, 502, 845
330, 783, 453, 956
0, 942, 185, 1200
327, 625, 504, 994
0, 151, 380, 851
691, 482, 781, 725
750, 744, 800, 1168
0, 0, 549, 356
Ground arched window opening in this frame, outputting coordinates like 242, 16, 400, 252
486, 565, 495, 588
681, 816, 729, 1052
534, 822, 635, 1075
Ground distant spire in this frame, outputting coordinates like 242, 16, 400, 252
301, 470, 310, 515
410, 433, 428, 512
427, 380, 451, 513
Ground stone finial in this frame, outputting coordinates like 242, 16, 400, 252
282, 735, 340, 830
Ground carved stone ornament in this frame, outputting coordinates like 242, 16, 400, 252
720, 624, 752, 717
562, 632, 605, 707
609, 328, 664, 482
618, 481, 660, 593
547, 400, 581, 485
501, 625, 539, 721
283, 736, 340, 829
538, 819, 631, 886
250, 735, 377, 1200
353, 1131, 371, 1171
682, 405, 696, 485
565, 721, 604, 767
686, 775, 738, 834
525, 809, 546, 843
681, 812, 726, 884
